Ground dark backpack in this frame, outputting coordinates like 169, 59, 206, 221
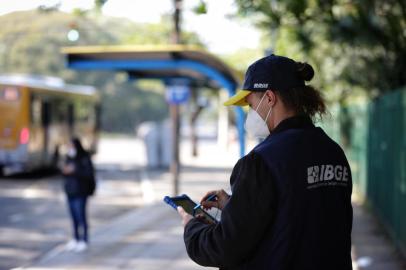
78, 156, 97, 196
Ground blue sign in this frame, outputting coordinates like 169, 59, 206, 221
166, 85, 190, 104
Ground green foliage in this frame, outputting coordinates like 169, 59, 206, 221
193, 0, 208, 15
234, 0, 406, 100
94, 0, 109, 11
101, 78, 168, 133
220, 48, 264, 74
121, 14, 205, 47
0, 9, 204, 133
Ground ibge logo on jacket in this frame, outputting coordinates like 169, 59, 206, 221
307, 164, 350, 189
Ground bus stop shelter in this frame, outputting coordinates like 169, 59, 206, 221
62, 45, 245, 155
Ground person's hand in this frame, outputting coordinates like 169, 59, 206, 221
177, 206, 193, 227
62, 164, 75, 174
201, 189, 230, 211
194, 213, 217, 225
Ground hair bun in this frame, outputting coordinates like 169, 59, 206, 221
296, 62, 314, 82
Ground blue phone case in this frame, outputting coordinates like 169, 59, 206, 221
163, 194, 218, 224
164, 194, 190, 210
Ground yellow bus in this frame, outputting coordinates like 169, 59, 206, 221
0, 74, 100, 175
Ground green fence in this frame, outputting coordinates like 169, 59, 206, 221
321, 87, 406, 255
367, 88, 406, 254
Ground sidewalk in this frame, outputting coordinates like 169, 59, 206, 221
23, 139, 405, 270
29, 203, 206, 270
22, 140, 235, 270
351, 199, 406, 270
22, 169, 227, 270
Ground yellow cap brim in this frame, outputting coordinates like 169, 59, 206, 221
223, 90, 251, 106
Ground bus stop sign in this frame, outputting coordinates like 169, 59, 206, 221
166, 85, 190, 104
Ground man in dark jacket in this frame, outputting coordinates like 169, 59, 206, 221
178, 55, 353, 270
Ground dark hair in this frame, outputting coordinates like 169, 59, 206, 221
71, 137, 88, 158
259, 62, 327, 120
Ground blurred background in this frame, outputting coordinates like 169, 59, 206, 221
0, 0, 405, 269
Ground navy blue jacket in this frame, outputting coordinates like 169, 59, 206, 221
63, 154, 96, 197
184, 116, 353, 270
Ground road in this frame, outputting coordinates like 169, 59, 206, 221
0, 137, 146, 270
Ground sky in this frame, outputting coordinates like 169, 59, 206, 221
0, 0, 262, 54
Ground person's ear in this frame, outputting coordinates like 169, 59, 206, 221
265, 90, 276, 106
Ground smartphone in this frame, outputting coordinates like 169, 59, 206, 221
164, 194, 218, 224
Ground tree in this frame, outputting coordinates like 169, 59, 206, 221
234, 0, 406, 98
94, 0, 109, 12
0, 9, 205, 133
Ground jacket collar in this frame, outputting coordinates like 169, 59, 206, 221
270, 115, 315, 135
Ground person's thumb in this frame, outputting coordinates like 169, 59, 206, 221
177, 206, 186, 215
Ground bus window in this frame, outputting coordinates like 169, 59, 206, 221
75, 100, 91, 123
51, 98, 68, 123
68, 103, 74, 127
30, 95, 42, 126
95, 104, 102, 130
41, 101, 51, 126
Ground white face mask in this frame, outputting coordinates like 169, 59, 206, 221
67, 148, 77, 158
244, 93, 272, 139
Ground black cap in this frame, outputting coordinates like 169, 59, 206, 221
242, 54, 305, 92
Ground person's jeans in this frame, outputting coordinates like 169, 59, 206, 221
67, 196, 88, 242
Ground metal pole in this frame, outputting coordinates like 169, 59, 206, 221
173, 0, 182, 44
170, 105, 180, 195
190, 87, 198, 157
171, 0, 182, 196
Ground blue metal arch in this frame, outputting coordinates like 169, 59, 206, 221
67, 58, 246, 156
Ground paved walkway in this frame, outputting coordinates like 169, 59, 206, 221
352, 199, 406, 270
21, 139, 405, 270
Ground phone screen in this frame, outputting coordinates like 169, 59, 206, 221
169, 196, 217, 224
171, 197, 196, 215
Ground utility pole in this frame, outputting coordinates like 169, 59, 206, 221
173, 0, 182, 44
170, 0, 182, 196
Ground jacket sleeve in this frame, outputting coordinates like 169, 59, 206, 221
183, 152, 277, 268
